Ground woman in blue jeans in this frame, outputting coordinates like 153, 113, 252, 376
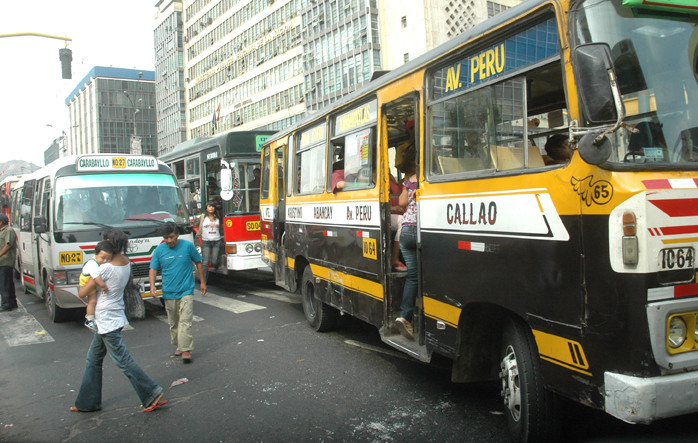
71, 230, 165, 413
395, 174, 418, 340
196, 201, 222, 283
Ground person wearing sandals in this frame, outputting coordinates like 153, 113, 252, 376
71, 230, 166, 413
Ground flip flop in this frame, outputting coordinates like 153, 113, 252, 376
143, 393, 168, 412
392, 264, 407, 271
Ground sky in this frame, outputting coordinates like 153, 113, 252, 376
0, 1, 158, 166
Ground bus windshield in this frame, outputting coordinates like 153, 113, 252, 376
573, 0, 698, 165
55, 173, 189, 231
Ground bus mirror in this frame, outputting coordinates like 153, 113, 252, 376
572, 44, 620, 125
33, 216, 48, 234
220, 168, 233, 201
577, 132, 613, 165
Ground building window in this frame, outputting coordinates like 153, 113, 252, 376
401, 16, 407, 28
403, 53, 409, 64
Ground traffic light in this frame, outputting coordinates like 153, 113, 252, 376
59, 47, 72, 79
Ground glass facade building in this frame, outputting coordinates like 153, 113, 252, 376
155, 0, 187, 157
65, 67, 157, 156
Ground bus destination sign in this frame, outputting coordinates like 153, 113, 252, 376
76, 155, 159, 172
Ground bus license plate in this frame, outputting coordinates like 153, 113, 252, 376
59, 251, 83, 266
246, 221, 261, 231
659, 247, 694, 270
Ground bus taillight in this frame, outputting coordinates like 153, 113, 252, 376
622, 211, 638, 265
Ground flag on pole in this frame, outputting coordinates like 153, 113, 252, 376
211, 103, 221, 133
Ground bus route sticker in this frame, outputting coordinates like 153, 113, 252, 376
362, 238, 377, 260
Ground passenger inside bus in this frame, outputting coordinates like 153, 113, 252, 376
543, 134, 573, 165
331, 147, 346, 193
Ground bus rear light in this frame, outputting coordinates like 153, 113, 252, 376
622, 212, 636, 236
226, 244, 237, 254
622, 211, 638, 265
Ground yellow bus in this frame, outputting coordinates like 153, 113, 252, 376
260, 0, 698, 439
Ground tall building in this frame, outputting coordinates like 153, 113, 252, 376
155, 0, 187, 157
65, 67, 157, 156
184, 0, 306, 139
155, 0, 522, 147
379, 0, 522, 69
301, 0, 383, 112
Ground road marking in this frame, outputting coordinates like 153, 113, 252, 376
197, 292, 267, 313
240, 289, 300, 304
0, 302, 55, 346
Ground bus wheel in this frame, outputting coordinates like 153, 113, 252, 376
499, 319, 558, 442
45, 288, 70, 323
301, 266, 338, 332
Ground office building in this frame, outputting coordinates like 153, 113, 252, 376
65, 67, 157, 156
155, 0, 187, 157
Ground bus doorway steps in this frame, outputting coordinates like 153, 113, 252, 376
380, 329, 430, 362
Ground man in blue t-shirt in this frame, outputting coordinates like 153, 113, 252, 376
149, 222, 206, 363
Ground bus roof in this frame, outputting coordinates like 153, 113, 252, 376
264, 0, 549, 144
160, 130, 277, 163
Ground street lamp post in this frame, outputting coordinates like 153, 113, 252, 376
123, 91, 142, 154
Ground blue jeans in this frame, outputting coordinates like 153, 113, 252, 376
201, 240, 221, 282
399, 225, 418, 321
74, 329, 162, 411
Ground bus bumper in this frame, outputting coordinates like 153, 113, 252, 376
604, 371, 698, 424
226, 255, 266, 271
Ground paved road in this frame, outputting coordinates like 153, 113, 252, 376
0, 271, 697, 442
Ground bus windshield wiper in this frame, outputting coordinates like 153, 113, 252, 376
124, 217, 170, 224
62, 221, 114, 230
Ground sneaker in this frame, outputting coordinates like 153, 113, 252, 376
395, 317, 414, 340
84, 319, 98, 332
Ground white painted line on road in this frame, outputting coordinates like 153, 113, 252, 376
197, 292, 267, 314
0, 302, 55, 346
242, 289, 300, 304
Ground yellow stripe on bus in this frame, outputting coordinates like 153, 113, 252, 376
423, 296, 461, 328
533, 329, 592, 376
662, 237, 698, 245
309, 263, 384, 301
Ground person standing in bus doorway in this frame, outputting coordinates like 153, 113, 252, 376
196, 201, 222, 284
149, 222, 206, 363
0, 214, 17, 311
396, 119, 416, 177
72, 231, 167, 413
395, 173, 418, 340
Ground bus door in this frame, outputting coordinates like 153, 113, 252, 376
33, 176, 52, 298
273, 144, 288, 287
17, 179, 37, 293
380, 93, 423, 349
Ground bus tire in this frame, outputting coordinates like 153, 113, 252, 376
301, 266, 338, 332
45, 288, 70, 323
499, 319, 558, 442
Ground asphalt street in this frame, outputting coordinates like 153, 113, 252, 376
0, 271, 697, 442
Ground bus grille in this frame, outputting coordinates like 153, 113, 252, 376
131, 262, 153, 279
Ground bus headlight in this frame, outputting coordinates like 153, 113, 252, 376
668, 316, 687, 348
245, 244, 254, 253
254, 243, 262, 252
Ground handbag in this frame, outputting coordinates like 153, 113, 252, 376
123, 265, 146, 321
